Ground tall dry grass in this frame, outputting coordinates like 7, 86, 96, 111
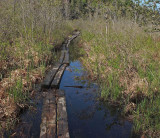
71, 18, 160, 137
0, 0, 74, 131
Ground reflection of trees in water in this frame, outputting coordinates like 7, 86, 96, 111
105, 120, 126, 132
99, 101, 128, 131
74, 76, 87, 86
69, 38, 84, 62
75, 93, 127, 131
73, 73, 96, 88
76, 104, 97, 120
69, 40, 96, 88
67, 56, 131, 133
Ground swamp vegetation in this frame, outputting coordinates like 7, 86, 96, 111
0, 0, 160, 137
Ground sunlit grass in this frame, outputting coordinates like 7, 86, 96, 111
72, 18, 160, 136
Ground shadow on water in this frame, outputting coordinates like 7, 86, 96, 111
59, 40, 134, 138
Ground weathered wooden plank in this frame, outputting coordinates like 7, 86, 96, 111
64, 40, 68, 44
51, 64, 67, 88
59, 51, 65, 64
65, 32, 80, 48
47, 91, 56, 138
47, 124, 56, 138
69, 31, 80, 41
62, 44, 67, 50
40, 115, 47, 138
63, 51, 69, 65
57, 93, 70, 138
56, 90, 65, 97
40, 31, 80, 138
66, 40, 70, 48
41, 63, 61, 88
40, 99, 48, 138
73, 31, 80, 36
63, 31, 80, 49
40, 90, 56, 138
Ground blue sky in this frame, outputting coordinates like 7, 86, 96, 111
138, 0, 160, 9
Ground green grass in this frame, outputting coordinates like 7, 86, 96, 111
0, 5, 75, 130
8, 78, 26, 102
72, 19, 160, 136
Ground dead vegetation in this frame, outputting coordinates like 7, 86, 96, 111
73, 19, 160, 137
0, 44, 48, 131
0, 0, 74, 133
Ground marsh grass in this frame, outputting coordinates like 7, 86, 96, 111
0, 1, 74, 130
70, 19, 160, 136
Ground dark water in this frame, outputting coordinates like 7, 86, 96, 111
4, 85, 43, 138
60, 61, 133, 138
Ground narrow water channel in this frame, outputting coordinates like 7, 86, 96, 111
60, 60, 133, 138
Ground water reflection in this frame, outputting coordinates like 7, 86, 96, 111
60, 61, 133, 138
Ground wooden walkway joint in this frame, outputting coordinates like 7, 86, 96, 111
40, 31, 80, 138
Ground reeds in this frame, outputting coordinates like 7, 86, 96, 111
0, 0, 74, 131
73, 18, 160, 137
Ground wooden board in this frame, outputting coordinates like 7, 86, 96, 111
65, 32, 80, 48
57, 91, 70, 138
59, 51, 65, 64
69, 31, 80, 40
63, 51, 69, 65
66, 40, 70, 48
41, 63, 61, 88
51, 64, 67, 88
40, 90, 56, 138
62, 44, 67, 50
56, 90, 65, 97
40, 31, 80, 138
64, 40, 68, 44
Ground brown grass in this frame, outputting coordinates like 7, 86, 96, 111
71, 18, 160, 137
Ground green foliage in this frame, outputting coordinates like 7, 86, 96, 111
134, 97, 160, 133
76, 17, 160, 135
8, 78, 26, 102
0, 0, 160, 135
0, 1, 75, 130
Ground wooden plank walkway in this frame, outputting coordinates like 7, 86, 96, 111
40, 91, 56, 138
41, 63, 61, 88
59, 51, 65, 64
57, 91, 69, 138
51, 64, 67, 88
63, 51, 69, 65
40, 30, 80, 138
